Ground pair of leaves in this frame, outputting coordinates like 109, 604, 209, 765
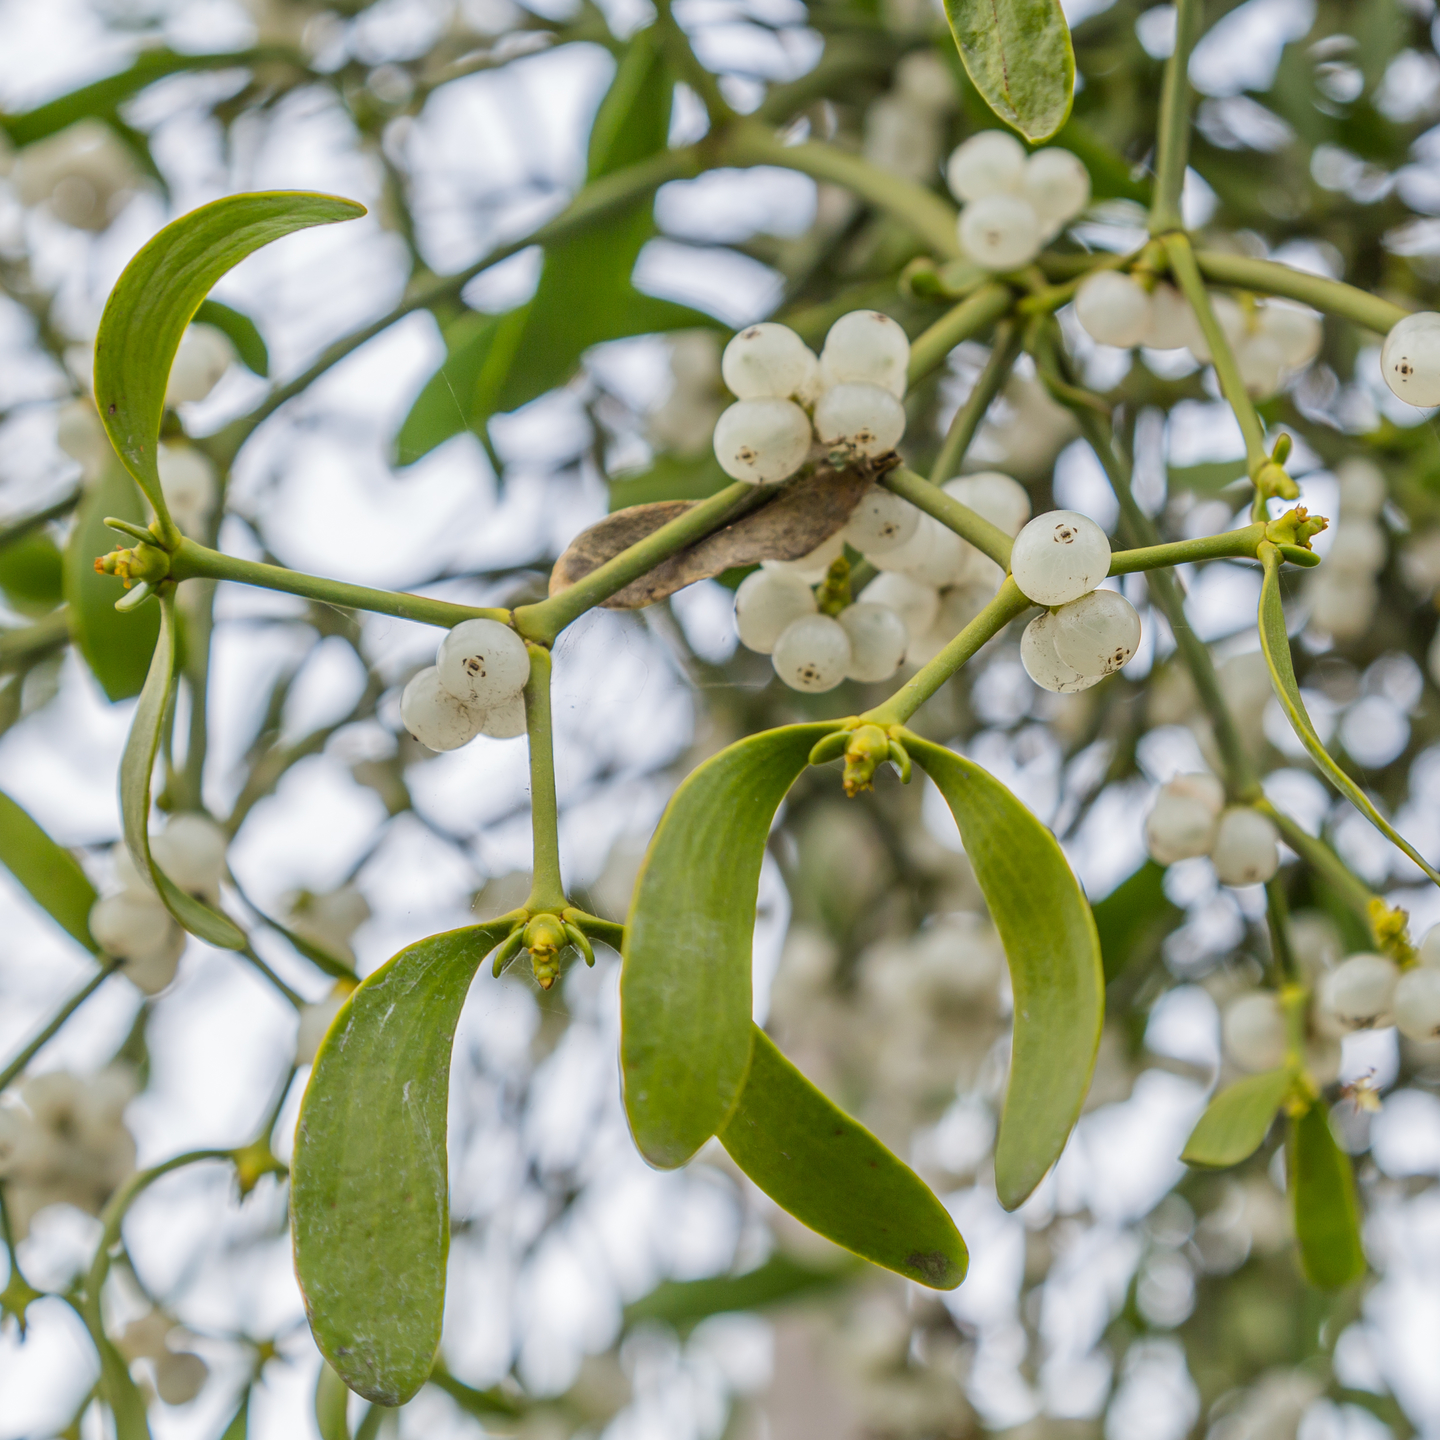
0, 790, 98, 952
944, 0, 1075, 142
1259, 546, 1440, 889
292, 921, 510, 1405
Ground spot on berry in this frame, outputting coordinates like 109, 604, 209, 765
1053, 523, 1078, 544
463, 657, 486, 678
737, 445, 757, 463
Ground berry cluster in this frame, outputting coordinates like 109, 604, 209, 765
1144, 774, 1281, 886
712, 311, 910, 485
945, 132, 1091, 272
401, 618, 530, 751
1075, 273, 1323, 398
88, 814, 229, 993
1011, 510, 1143, 692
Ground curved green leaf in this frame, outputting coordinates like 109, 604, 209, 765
98, 1333, 152, 1440
1259, 546, 1440, 888
119, 596, 245, 950
1287, 1101, 1365, 1290
94, 191, 365, 522
220, 1389, 250, 1440
193, 297, 269, 377
944, 0, 1076, 142
905, 735, 1103, 1210
315, 1362, 351, 1440
719, 1027, 967, 1289
621, 722, 838, 1169
0, 791, 98, 952
624, 1252, 857, 1333
1091, 860, 1181, 984
63, 465, 161, 701
292, 921, 510, 1405
1182, 1068, 1291, 1168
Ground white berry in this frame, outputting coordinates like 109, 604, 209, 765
713, 398, 813, 483
1009, 510, 1111, 606
721, 323, 818, 401
401, 666, 484, 751
90, 890, 171, 960
436, 618, 530, 709
1393, 966, 1440, 1041
813, 382, 906, 457
165, 324, 235, 406
1336, 459, 1386, 519
1319, 953, 1399, 1031
156, 443, 216, 538
941, 471, 1031, 537
296, 989, 349, 1066
958, 194, 1043, 271
1223, 991, 1287, 1072
150, 814, 227, 899
819, 312, 911, 399
843, 488, 920, 554
771, 614, 852, 693
1210, 807, 1280, 886
945, 131, 1027, 202
1020, 611, 1100, 694
1145, 788, 1221, 867
1052, 588, 1141, 677
859, 572, 940, 642
1326, 521, 1386, 576
1074, 271, 1152, 349
1238, 333, 1286, 399
735, 568, 818, 653
765, 531, 845, 583
1186, 293, 1245, 364
478, 691, 527, 739
1257, 301, 1322, 370
870, 514, 965, 587
1419, 924, 1440, 968
1382, 311, 1440, 407
839, 603, 908, 682
1143, 284, 1197, 351
1022, 148, 1090, 232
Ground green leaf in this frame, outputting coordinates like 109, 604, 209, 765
1168, 458, 1249, 495
292, 921, 510, 1406
1287, 1101, 1365, 1290
623, 1252, 858, 1333
609, 452, 732, 511
905, 735, 1103, 1210
63, 465, 161, 702
943, 0, 1075, 142
1258, 546, 1440, 888
0, 791, 99, 952
621, 723, 838, 1169
220, 1391, 250, 1440
94, 191, 365, 524
98, 1334, 152, 1440
718, 1027, 967, 1290
0, 531, 63, 616
1091, 860, 1182, 984
1182, 1068, 1292, 1168
119, 596, 246, 950
315, 1362, 352, 1440
193, 297, 269, 377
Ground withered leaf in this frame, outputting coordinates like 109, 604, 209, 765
549, 459, 885, 608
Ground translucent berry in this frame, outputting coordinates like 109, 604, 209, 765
1381, 311, 1440, 407
296, 990, 348, 1067
90, 890, 172, 961
1318, 953, 1399, 1031
1143, 284, 1197, 351
401, 666, 483, 752
1419, 923, 1440, 968
713, 398, 813, 483
958, 194, 1043, 271
839, 602, 908, 682
859, 572, 940, 641
1186, 293, 1246, 364
1336, 458, 1386, 519
870, 514, 965, 587
1326, 520, 1385, 576
1145, 784, 1221, 867
771, 614, 852, 693
436, 618, 530, 709
1020, 611, 1101, 694
150, 813, 227, 899
1009, 510, 1111, 606
1257, 301, 1322, 370
56, 398, 111, 475
1022, 148, 1090, 232
165, 323, 235, 406
765, 531, 845, 583
735, 568, 818, 653
1210, 806, 1279, 886
945, 130, 1027, 202
1237, 333, 1286, 399
843, 488, 920, 554
1074, 271, 1152, 349
813, 382, 906, 457
479, 691, 527, 739
1223, 991, 1287, 1072
1393, 965, 1440, 1041
157, 444, 217, 537
721, 322, 818, 401
1052, 588, 1141, 677
941, 471, 1031, 537
819, 311, 911, 399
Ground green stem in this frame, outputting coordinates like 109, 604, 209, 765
1259, 799, 1378, 926
930, 321, 1021, 483
0, 488, 81, 549
863, 578, 1031, 727
722, 121, 962, 259
0, 962, 120, 1094
169, 538, 509, 629
240, 945, 305, 1010
1149, 0, 1204, 234
522, 646, 566, 913
906, 284, 1013, 388
1108, 524, 1268, 574
513, 480, 757, 643
1193, 251, 1407, 334
178, 582, 214, 811
880, 467, 1013, 567
1264, 877, 1299, 984
652, 0, 734, 125
1164, 233, 1267, 477
0, 607, 71, 672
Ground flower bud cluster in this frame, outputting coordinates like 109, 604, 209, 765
0, 1066, 136, 1239
401, 618, 530, 751
1305, 457, 1387, 641
945, 132, 1091, 271
1145, 775, 1281, 886
712, 311, 909, 485
5, 118, 140, 231
1074, 274, 1322, 397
